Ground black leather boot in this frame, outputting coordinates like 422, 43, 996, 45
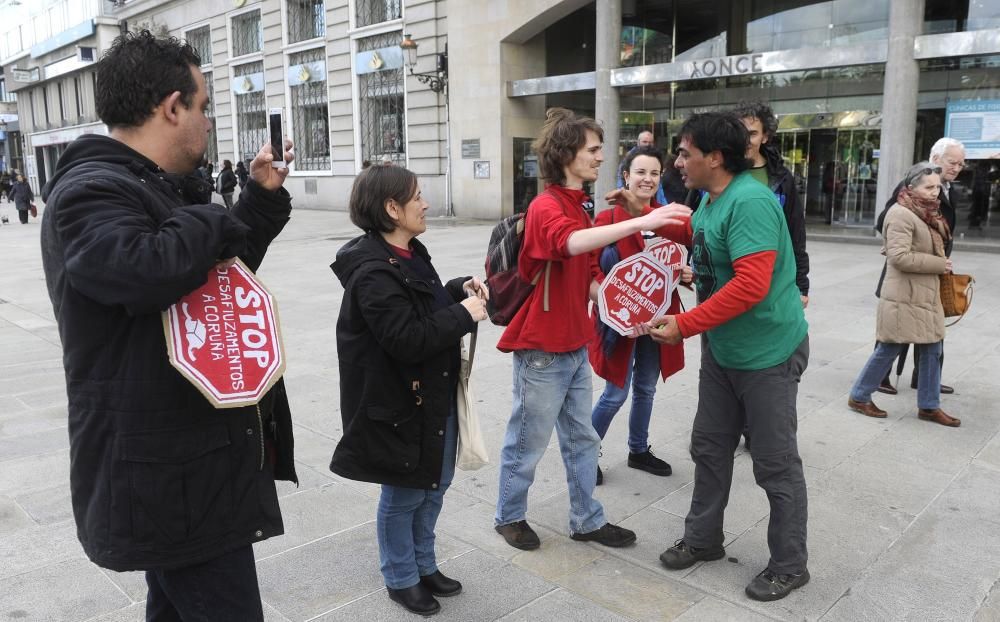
387, 583, 441, 616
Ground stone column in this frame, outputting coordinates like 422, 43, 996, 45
875, 0, 924, 215
594, 0, 621, 207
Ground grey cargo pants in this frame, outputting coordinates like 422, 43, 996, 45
684, 335, 809, 575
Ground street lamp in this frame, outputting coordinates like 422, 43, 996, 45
399, 33, 448, 94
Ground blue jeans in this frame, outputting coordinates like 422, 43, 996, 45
591, 336, 660, 453
377, 409, 457, 590
495, 347, 606, 534
851, 341, 943, 410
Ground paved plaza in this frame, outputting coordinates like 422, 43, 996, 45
1, 205, 1000, 622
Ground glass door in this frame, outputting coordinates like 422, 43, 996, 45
832, 129, 880, 226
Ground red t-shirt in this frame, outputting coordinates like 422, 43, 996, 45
497, 186, 594, 353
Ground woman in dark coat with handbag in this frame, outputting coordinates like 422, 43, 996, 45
10, 174, 34, 224
330, 164, 489, 616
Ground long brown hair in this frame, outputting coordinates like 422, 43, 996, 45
532, 108, 604, 186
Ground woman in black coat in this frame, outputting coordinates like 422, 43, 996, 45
10, 174, 34, 224
330, 165, 488, 616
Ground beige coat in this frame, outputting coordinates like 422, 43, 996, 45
876, 204, 948, 344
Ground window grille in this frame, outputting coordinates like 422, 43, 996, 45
288, 0, 325, 44
186, 26, 212, 65
233, 62, 266, 165
288, 48, 330, 170
204, 71, 218, 166
355, 0, 401, 28
357, 32, 405, 166
232, 10, 262, 57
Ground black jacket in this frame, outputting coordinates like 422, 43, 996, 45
330, 233, 475, 489
40, 134, 297, 572
762, 145, 810, 296
218, 168, 238, 194
10, 180, 33, 209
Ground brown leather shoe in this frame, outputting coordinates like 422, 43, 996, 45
848, 398, 887, 418
918, 408, 961, 427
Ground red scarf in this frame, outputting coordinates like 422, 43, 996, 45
896, 187, 951, 257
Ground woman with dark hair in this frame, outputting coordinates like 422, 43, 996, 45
589, 146, 692, 484
217, 159, 237, 209
235, 160, 249, 189
330, 165, 489, 616
847, 162, 958, 427
10, 174, 34, 224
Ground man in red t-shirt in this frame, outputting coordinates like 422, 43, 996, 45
493, 108, 689, 551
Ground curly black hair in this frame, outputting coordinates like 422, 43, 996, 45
733, 100, 778, 140
96, 30, 202, 129
678, 112, 751, 175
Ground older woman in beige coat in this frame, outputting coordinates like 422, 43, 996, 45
847, 162, 959, 427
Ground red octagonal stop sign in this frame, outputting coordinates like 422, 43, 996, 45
598, 252, 675, 337
163, 260, 286, 408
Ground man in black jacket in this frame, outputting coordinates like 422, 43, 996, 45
40, 31, 296, 621
736, 101, 810, 307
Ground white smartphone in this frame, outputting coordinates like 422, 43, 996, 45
268, 108, 286, 169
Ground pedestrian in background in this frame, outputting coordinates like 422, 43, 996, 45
589, 145, 692, 486
10, 174, 34, 224
217, 159, 238, 209
39, 31, 297, 621
236, 159, 249, 189
330, 165, 489, 617
848, 162, 959, 427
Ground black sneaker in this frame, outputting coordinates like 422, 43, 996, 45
570, 523, 636, 547
495, 520, 540, 550
659, 539, 726, 570
745, 568, 810, 601
596, 465, 603, 486
627, 446, 672, 476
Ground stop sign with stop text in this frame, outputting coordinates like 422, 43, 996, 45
163, 260, 286, 408
645, 238, 688, 275
598, 252, 676, 336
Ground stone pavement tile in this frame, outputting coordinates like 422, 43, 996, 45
820, 511, 1000, 621
451, 446, 571, 509
556, 555, 706, 621
510, 532, 606, 582
88, 602, 145, 622
102, 568, 147, 603
0, 449, 69, 496
673, 596, 780, 622
288, 423, 340, 473
654, 453, 771, 535
974, 581, 1000, 622
0, 395, 27, 416
797, 402, 891, 470
814, 450, 955, 516
257, 522, 472, 621
433, 490, 558, 562
0, 426, 68, 462
0, 519, 83, 579
0, 494, 34, 534
975, 431, 1000, 471
0, 404, 66, 436
276, 462, 338, 498
312, 549, 556, 622
254, 481, 378, 559
498, 588, 632, 622
14, 385, 70, 410
614, 506, 707, 579
924, 464, 1000, 530
0, 558, 131, 621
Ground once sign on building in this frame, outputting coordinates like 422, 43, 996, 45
163, 261, 286, 408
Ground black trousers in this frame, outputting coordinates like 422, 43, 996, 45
145, 545, 264, 622
685, 336, 810, 574
17, 208, 28, 224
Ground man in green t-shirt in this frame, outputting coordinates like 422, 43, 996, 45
637, 112, 810, 602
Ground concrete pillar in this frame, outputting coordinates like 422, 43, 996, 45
594, 0, 620, 206
875, 0, 924, 214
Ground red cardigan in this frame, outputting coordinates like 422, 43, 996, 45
588, 205, 691, 388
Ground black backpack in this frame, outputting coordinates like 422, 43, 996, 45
483, 211, 550, 326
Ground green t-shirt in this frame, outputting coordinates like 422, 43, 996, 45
749, 164, 770, 188
691, 171, 808, 370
